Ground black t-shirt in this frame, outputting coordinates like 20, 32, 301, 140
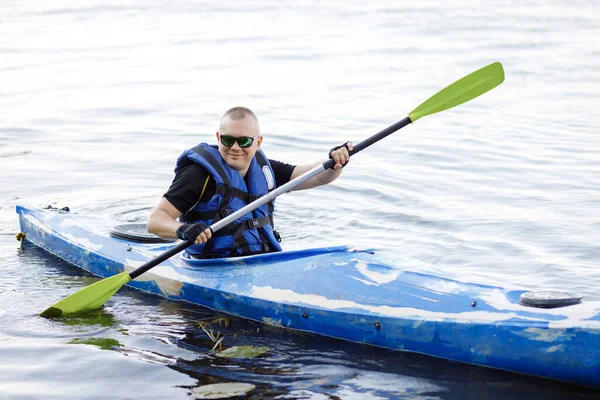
164, 160, 296, 214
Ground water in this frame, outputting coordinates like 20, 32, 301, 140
1, 0, 599, 398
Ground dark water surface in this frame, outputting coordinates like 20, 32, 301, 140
1, 1, 599, 398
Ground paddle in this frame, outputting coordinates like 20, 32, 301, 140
41, 61, 505, 318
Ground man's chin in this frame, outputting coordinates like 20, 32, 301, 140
226, 159, 245, 171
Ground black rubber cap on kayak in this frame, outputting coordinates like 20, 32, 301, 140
519, 291, 582, 308
110, 223, 175, 244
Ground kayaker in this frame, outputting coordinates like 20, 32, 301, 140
147, 106, 352, 258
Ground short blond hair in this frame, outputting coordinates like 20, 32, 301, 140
222, 106, 258, 122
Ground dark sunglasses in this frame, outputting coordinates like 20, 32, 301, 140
219, 135, 260, 148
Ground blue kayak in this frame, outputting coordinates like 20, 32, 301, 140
16, 205, 600, 388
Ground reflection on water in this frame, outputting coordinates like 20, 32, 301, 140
69, 337, 123, 350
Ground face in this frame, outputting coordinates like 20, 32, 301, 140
216, 116, 262, 174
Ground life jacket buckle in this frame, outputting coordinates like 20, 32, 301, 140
247, 218, 260, 229
220, 206, 233, 218
274, 230, 282, 242
247, 194, 261, 202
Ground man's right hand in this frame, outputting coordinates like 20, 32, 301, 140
176, 222, 213, 244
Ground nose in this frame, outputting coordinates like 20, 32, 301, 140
230, 140, 241, 150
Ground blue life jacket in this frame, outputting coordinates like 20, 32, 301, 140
175, 143, 282, 258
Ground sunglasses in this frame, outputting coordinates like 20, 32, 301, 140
219, 135, 260, 148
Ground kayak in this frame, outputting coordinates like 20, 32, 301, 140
16, 205, 600, 388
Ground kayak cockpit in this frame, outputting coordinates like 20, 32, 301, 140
180, 245, 371, 267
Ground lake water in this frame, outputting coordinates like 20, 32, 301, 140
1, 0, 599, 398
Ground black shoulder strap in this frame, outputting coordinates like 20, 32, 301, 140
183, 146, 234, 224
190, 145, 232, 188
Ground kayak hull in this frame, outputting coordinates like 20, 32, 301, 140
17, 206, 600, 388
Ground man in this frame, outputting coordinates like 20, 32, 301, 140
147, 106, 352, 258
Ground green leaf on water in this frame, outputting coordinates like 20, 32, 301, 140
215, 345, 269, 358
68, 337, 122, 350
192, 383, 256, 399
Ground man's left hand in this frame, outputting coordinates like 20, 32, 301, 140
329, 141, 353, 170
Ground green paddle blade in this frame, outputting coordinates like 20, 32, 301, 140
408, 62, 505, 122
41, 272, 131, 317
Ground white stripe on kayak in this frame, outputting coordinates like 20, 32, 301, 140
249, 285, 600, 330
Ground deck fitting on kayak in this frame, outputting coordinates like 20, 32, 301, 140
302, 313, 308, 319
374, 322, 381, 330
520, 291, 583, 308
472, 301, 477, 307
16, 232, 26, 249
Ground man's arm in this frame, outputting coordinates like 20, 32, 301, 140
290, 142, 352, 190
147, 163, 213, 243
147, 197, 183, 239
147, 197, 212, 243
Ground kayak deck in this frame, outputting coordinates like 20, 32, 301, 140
16, 205, 600, 388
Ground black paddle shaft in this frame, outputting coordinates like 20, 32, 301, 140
129, 240, 191, 280
322, 116, 412, 169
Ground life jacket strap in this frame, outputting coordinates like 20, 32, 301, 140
229, 215, 274, 256
189, 145, 232, 188
181, 186, 271, 223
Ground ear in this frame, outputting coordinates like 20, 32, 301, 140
215, 131, 219, 140
256, 135, 263, 148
